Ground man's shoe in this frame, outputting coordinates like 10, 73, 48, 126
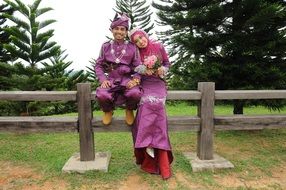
102, 111, 113, 125
125, 109, 134, 125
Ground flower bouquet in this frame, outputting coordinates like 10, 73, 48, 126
135, 55, 164, 77
144, 55, 161, 71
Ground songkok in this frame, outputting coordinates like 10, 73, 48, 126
110, 13, 129, 30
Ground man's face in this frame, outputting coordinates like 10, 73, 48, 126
112, 26, 127, 41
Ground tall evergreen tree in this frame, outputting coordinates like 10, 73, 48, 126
0, 3, 14, 62
41, 49, 89, 91
114, 0, 155, 35
0, 61, 15, 90
153, 0, 286, 113
3, 0, 60, 67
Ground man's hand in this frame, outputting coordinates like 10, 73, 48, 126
127, 78, 140, 89
101, 80, 111, 88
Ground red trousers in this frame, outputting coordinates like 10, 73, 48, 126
134, 148, 173, 180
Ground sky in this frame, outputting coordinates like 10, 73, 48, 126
16, 0, 156, 71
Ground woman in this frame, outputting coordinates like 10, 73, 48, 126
129, 28, 173, 180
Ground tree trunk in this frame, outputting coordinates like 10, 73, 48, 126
233, 100, 244, 114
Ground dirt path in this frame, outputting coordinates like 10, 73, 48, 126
1, 161, 285, 190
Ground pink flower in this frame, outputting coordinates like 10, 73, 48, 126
143, 55, 160, 69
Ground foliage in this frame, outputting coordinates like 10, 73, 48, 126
0, 0, 91, 116
0, 61, 16, 90
114, 0, 155, 35
3, 0, 60, 67
153, 0, 286, 113
0, 3, 14, 62
41, 49, 89, 91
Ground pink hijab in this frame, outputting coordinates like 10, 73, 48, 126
129, 28, 164, 62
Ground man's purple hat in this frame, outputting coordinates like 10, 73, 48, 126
110, 13, 129, 30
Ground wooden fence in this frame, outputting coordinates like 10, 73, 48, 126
0, 82, 286, 161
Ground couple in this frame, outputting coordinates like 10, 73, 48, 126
94, 13, 173, 180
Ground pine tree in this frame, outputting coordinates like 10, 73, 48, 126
41, 49, 89, 91
0, 3, 14, 62
3, 0, 60, 67
153, 0, 286, 113
114, 0, 155, 35
0, 61, 15, 90
38, 50, 89, 114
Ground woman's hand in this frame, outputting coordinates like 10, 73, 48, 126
101, 80, 111, 88
145, 68, 154, 76
157, 66, 165, 77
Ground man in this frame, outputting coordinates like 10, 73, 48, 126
94, 13, 142, 126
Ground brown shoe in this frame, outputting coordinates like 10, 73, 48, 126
125, 109, 134, 125
102, 111, 113, 125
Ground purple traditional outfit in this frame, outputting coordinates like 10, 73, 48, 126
94, 14, 142, 112
129, 29, 173, 179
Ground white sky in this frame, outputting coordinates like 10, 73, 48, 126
15, 0, 157, 71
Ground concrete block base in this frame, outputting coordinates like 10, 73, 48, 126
62, 152, 111, 173
183, 152, 234, 172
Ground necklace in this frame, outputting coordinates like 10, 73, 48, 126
110, 40, 128, 64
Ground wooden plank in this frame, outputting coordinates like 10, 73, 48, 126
167, 91, 201, 100
92, 116, 200, 132
91, 91, 201, 101
215, 90, 286, 100
1, 115, 285, 133
215, 115, 286, 130
0, 116, 200, 132
197, 82, 215, 160
0, 91, 77, 101
0, 116, 77, 132
77, 83, 95, 161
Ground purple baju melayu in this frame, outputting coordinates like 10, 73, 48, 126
94, 40, 142, 112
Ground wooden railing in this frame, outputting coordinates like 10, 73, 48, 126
0, 82, 286, 161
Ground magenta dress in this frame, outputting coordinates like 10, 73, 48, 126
132, 42, 173, 156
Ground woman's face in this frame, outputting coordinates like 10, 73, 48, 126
112, 26, 127, 41
132, 34, 148, 48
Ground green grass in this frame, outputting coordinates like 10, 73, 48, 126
60, 102, 286, 117
1, 129, 285, 189
1, 103, 286, 189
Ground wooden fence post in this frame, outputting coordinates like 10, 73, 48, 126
197, 82, 215, 160
77, 83, 95, 161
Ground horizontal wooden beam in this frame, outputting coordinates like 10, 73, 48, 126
0, 116, 200, 132
1, 90, 286, 102
167, 91, 201, 100
215, 115, 286, 130
92, 116, 200, 132
215, 90, 286, 100
0, 116, 77, 132
0, 91, 77, 101
1, 115, 285, 132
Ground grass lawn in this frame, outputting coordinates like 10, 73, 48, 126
0, 104, 285, 189
61, 102, 286, 117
